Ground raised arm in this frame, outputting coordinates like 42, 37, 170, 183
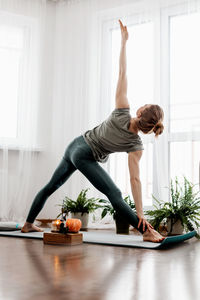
115, 20, 130, 109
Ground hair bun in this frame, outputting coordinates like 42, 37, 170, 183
153, 120, 164, 137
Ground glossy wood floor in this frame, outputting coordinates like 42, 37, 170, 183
0, 229, 199, 300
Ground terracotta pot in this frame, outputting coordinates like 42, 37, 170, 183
166, 218, 184, 235
71, 212, 89, 230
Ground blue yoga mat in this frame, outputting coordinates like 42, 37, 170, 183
0, 229, 197, 249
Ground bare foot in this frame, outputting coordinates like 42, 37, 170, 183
21, 222, 43, 233
143, 228, 166, 243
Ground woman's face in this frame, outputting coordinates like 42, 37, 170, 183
136, 104, 151, 117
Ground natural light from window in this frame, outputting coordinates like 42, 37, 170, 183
170, 12, 200, 186
110, 21, 154, 206
0, 25, 24, 138
170, 12, 200, 133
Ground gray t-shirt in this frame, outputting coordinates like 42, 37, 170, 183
82, 108, 144, 163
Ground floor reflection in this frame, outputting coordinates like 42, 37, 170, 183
0, 232, 199, 300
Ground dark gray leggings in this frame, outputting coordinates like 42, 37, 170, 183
26, 135, 147, 234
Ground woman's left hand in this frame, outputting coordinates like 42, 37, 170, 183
118, 19, 129, 43
137, 213, 154, 232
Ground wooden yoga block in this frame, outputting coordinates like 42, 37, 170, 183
43, 232, 83, 246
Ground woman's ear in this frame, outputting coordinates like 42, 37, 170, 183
136, 107, 142, 118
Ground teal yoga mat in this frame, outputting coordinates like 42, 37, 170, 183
0, 229, 197, 249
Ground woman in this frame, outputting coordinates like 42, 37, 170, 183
22, 20, 165, 243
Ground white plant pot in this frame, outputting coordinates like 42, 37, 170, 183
166, 218, 184, 235
71, 212, 89, 230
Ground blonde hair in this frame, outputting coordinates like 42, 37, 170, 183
135, 104, 164, 137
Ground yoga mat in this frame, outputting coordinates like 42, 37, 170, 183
0, 222, 23, 231
0, 229, 197, 249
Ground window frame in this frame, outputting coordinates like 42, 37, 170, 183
0, 11, 40, 151
161, 3, 200, 192
98, 0, 200, 209
99, 6, 160, 210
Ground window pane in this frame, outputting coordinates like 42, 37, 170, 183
109, 152, 129, 196
170, 13, 200, 132
111, 21, 154, 112
111, 21, 154, 206
170, 141, 200, 187
109, 143, 153, 206
0, 25, 23, 49
139, 143, 153, 206
0, 26, 24, 138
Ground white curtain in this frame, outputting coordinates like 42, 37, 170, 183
0, 0, 54, 222
0, 0, 199, 226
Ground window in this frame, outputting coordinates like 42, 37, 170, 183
170, 141, 200, 184
170, 13, 200, 133
0, 12, 39, 149
0, 25, 24, 138
110, 21, 154, 206
105, 1, 200, 208
111, 22, 154, 109
169, 11, 200, 187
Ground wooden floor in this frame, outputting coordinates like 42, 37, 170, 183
0, 229, 199, 300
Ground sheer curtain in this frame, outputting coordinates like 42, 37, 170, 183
0, 0, 54, 221
0, 0, 199, 227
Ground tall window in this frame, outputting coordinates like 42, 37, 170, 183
110, 21, 154, 206
169, 12, 200, 185
106, 3, 200, 208
0, 25, 24, 138
0, 13, 39, 148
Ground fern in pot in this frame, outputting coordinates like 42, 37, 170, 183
145, 177, 200, 239
57, 188, 102, 230
99, 195, 136, 235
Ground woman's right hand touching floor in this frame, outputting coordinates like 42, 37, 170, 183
137, 212, 154, 232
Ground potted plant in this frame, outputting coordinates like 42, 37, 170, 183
145, 176, 200, 239
56, 188, 102, 230
99, 195, 136, 234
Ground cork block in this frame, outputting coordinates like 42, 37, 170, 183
43, 232, 83, 245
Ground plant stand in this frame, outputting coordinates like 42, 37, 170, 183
114, 212, 130, 235
36, 219, 54, 228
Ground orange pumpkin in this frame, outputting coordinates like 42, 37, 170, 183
66, 218, 82, 233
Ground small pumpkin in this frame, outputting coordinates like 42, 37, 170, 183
66, 218, 82, 233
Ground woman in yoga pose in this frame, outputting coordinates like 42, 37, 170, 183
22, 20, 165, 243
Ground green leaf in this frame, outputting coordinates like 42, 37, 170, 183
101, 208, 108, 219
